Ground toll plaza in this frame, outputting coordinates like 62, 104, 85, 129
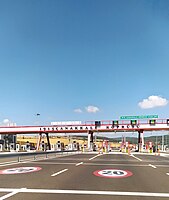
0, 117, 169, 154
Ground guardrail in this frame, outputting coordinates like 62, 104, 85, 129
0, 150, 79, 165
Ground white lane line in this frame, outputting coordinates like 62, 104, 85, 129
75, 162, 83, 166
149, 164, 157, 169
83, 163, 150, 167
130, 154, 142, 161
27, 162, 161, 167
0, 191, 18, 200
0, 188, 26, 200
156, 165, 169, 168
89, 154, 102, 161
1, 188, 169, 197
51, 169, 68, 177
166, 173, 169, 176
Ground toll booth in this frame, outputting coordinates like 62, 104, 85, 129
77, 142, 80, 151
93, 143, 96, 151
10, 143, 20, 152
26, 141, 30, 151
56, 141, 61, 151
61, 142, 64, 151
9, 143, 15, 152
16, 144, 20, 152
67, 141, 78, 151
68, 143, 73, 150
4, 134, 17, 151
72, 141, 77, 150
41, 141, 46, 151
93, 143, 98, 151
65, 145, 68, 150
51, 144, 57, 151
56, 141, 64, 151
21, 145, 27, 151
68, 142, 76, 150
0, 139, 4, 151
84, 144, 87, 151
78, 144, 82, 151
0, 144, 2, 151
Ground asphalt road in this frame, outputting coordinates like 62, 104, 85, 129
0, 152, 169, 200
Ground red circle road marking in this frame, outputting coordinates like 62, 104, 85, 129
0, 167, 42, 174
93, 169, 133, 178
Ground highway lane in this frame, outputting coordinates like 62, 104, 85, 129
0, 153, 169, 199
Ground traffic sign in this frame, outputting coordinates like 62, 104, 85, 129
0, 167, 42, 174
93, 169, 133, 178
120, 115, 158, 120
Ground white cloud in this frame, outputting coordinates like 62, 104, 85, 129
85, 105, 100, 113
138, 95, 168, 109
74, 108, 83, 113
3, 119, 10, 124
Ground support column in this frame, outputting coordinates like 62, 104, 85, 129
141, 131, 144, 151
138, 130, 144, 152
162, 135, 164, 151
88, 131, 93, 150
46, 133, 51, 150
36, 133, 42, 151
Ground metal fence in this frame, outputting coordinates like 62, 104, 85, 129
0, 150, 79, 165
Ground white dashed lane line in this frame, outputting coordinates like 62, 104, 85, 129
89, 154, 102, 161
75, 162, 83, 166
149, 164, 157, 169
130, 154, 142, 162
51, 169, 68, 177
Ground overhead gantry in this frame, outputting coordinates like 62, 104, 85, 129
0, 118, 169, 151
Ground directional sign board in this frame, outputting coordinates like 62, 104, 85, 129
0, 167, 42, 174
93, 169, 133, 178
120, 115, 158, 120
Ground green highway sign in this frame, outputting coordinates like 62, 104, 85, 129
120, 115, 158, 120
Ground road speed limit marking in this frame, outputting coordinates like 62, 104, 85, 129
0, 167, 42, 174
93, 169, 133, 178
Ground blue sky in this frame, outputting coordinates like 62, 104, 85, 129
0, 0, 169, 126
